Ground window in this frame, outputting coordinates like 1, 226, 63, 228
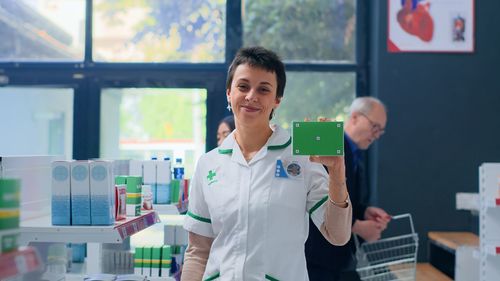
0, 87, 73, 157
1, 1, 365, 160
0, 0, 85, 61
100, 88, 207, 178
93, 0, 226, 62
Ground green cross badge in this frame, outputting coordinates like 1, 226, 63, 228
207, 170, 217, 185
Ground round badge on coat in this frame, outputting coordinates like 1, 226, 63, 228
286, 162, 301, 177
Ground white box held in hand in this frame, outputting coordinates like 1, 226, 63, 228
90, 161, 116, 225
71, 161, 91, 225
51, 161, 72, 225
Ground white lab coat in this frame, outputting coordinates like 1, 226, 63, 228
184, 126, 330, 281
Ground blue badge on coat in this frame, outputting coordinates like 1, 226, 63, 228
286, 162, 301, 177
275, 159, 302, 179
275, 159, 288, 178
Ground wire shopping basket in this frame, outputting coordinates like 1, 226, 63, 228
354, 213, 419, 281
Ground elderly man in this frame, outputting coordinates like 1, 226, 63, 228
305, 97, 391, 281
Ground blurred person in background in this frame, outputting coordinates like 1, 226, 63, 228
216, 115, 235, 146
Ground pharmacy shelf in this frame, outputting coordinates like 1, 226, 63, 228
484, 245, 500, 256
152, 204, 179, 215
149, 277, 176, 281
489, 198, 500, 207
480, 197, 500, 208
65, 273, 175, 281
0, 247, 42, 279
20, 211, 160, 244
64, 274, 175, 281
479, 163, 500, 281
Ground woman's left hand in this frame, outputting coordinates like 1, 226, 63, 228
308, 117, 346, 183
309, 155, 346, 182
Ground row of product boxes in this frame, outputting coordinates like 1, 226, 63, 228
52, 160, 138, 225
129, 159, 182, 205
134, 245, 180, 278
52, 160, 190, 226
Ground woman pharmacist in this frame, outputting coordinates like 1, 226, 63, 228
182, 46, 352, 281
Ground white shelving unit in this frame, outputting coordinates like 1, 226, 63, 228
64, 274, 175, 281
479, 163, 500, 281
0, 247, 42, 279
20, 211, 159, 244
20, 211, 160, 274
152, 204, 179, 215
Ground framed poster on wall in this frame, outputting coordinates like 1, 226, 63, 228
388, 0, 475, 53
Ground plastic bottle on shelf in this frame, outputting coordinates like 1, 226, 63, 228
173, 158, 184, 180
46, 244, 68, 274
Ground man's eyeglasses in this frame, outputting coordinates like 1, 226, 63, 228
359, 112, 385, 135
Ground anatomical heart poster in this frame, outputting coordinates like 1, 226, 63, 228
388, 0, 474, 52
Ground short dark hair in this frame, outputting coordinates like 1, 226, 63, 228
226, 46, 286, 99
219, 115, 235, 131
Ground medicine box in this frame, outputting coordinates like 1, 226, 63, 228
90, 161, 115, 225
51, 161, 72, 225
71, 161, 91, 225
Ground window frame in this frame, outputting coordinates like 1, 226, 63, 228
0, 0, 368, 160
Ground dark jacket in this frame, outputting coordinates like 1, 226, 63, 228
305, 135, 369, 281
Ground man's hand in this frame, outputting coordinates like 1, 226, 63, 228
364, 206, 391, 228
352, 220, 385, 242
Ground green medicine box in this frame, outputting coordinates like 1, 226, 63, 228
151, 246, 162, 276
134, 246, 143, 275
0, 179, 20, 231
143, 246, 152, 276
115, 175, 127, 185
161, 245, 172, 276
1, 232, 19, 253
0, 179, 20, 208
291, 121, 344, 156
126, 176, 142, 204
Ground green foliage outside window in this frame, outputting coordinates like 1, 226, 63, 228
244, 0, 356, 61
119, 89, 207, 141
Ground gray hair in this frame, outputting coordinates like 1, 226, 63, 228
349, 97, 386, 116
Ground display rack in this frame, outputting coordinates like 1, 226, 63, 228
152, 204, 180, 215
487, 198, 500, 207
479, 163, 500, 281
63, 274, 176, 281
0, 247, 42, 279
20, 211, 159, 274
20, 211, 159, 244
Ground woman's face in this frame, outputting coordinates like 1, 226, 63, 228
217, 122, 232, 146
227, 64, 281, 126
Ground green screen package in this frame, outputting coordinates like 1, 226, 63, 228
291, 121, 344, 156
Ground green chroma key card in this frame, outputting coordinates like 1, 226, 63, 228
291, 121, 344, 156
